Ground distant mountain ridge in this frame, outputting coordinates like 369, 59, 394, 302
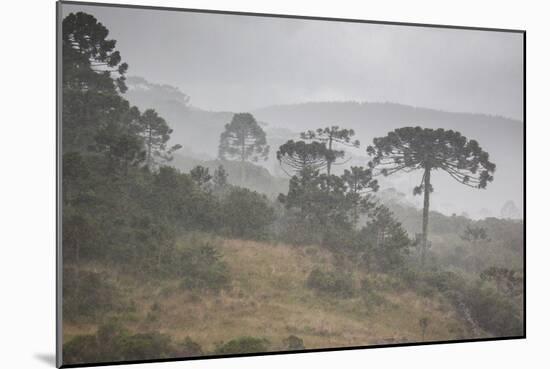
124, 76, 524, 218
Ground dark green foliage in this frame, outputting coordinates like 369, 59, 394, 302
480, 267, 523, 297
215, 337, 269, 355
401, 269, 523, 337
138, 109, 181, 168
62, 12, 133, 154
212, 165, 229, 190
464, 283, 523, 337
221, 188, 275, 240
367, 127, 496, 189
357, 205, 412, 271
63, 268, 120, 322
190, 165, 213, 190
117, 332, 174, 361
342, 166, 379, 226
278, 167, 353, 246
277, 140, 334, 174
461, 225, 490, 243
62, 12, 128, 92
63, 335, 101, 365
176, 337, 204, 357
359, 278, 386, 307
63, 322, 178, 365
306, 268, 354, 298
178, 242, 231, 293
283, 335, 305, 350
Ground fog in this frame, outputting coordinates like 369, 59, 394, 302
64, 4, 523, 119
63, 4, 524, 219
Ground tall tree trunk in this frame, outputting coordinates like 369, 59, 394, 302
327, 137, 333, 176
326, 136, 333, 191
240, 135, 246, 185
421, 168, 431, 266
146, 127, 152, 169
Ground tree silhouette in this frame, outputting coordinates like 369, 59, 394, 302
276, 140, 334, 176
367, 127, 495, 265
138, 109, 181, 169
62, 12, 132, 153
212, 165, 229, 190
190, 165, 212, 189
218, 113, 269, 184
461, 225, 491, 244
218, 113, 269, 162
359, 204, 410, 271
300, 126, 360, 176
301, 126, 360, 176
341, 166, 379, 226
62, 11, 128, 93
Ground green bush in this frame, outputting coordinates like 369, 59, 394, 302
306, 268, 354, 298
221, 187, 275, 240
359, 278, 386, 307
283, 335, 305, 350
63, 334, 100, 365
63, 268, 119, 322
176, 337, 203, 357
63, 322, 181, 364
116, 332, 173, 361
177, 242, 231, 293
464, 284, 523, 337
215, 336, 269, 354
409, 269, 523, 337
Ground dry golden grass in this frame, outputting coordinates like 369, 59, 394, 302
64, 238, 475, 352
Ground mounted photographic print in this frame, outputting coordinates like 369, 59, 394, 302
57, 1, 525, 367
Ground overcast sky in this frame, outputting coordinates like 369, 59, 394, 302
63, 4, 524, 120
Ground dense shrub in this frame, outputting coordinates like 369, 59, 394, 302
359, 278, 386, 307
215, 336, 269, 354
283, 335, 305, 350
464, 284, 523, 337
401, 269, 523, 337
306, 268, 354, 298
221, 187, 275, 240
176, 337, 203, 357
116, 332, 173, 361
63, 335, 101, 365
63, 322, 183, 364
177, 242, 231, 293
63, 268, 120, 322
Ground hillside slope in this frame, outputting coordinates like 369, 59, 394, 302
63, 238, 482, 355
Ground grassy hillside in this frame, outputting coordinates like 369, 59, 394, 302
64, 237, 485, 357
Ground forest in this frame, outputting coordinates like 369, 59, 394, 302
61, 11, 524, 365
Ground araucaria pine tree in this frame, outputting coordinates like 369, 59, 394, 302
301, 126, 360, 176
367, 127, 496, 266
218, 113, 269, 184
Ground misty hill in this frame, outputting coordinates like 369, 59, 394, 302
375, 188, 523, 273
171, 153, 288, 198
125, 76, 233, 159
253, 101, 522, 183
253, 102, 523, 218
125, 77, 523, 218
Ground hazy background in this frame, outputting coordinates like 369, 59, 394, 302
63, 4, 524, 219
